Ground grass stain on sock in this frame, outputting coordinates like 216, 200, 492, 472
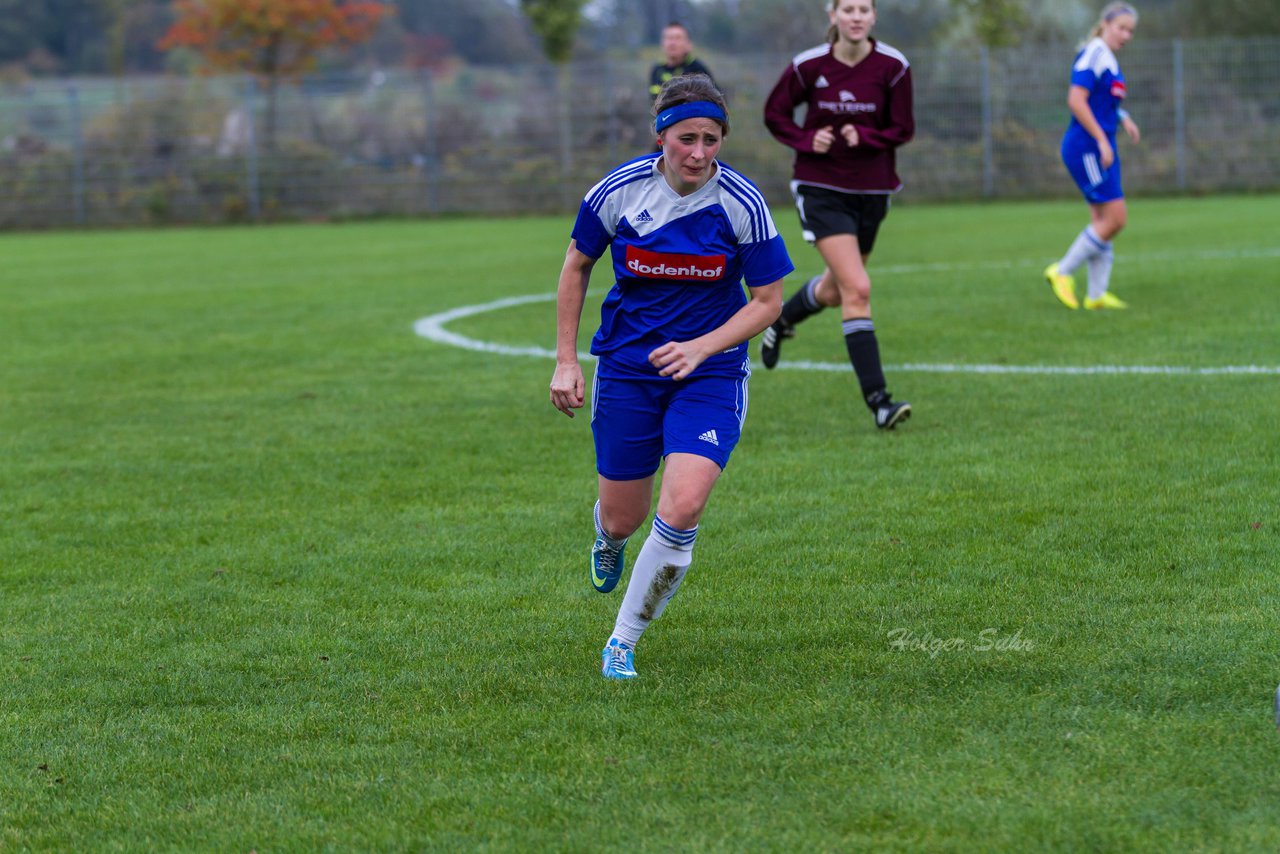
640, 564, 680, 621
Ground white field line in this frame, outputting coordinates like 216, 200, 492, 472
871, 244, 1280, 277
413, 283, 1280, 377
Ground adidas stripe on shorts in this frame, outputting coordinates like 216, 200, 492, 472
1061, 131, 1124, 204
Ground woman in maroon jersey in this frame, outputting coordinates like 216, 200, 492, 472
761, 0, 914, 430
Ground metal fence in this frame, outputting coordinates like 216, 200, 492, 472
2, 36, 1278, 228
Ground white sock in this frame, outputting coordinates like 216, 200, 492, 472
1058, 225, 1107, 276
611, 516, 697, 648
1086, 244, 1114, 300
593, 500, 627, 548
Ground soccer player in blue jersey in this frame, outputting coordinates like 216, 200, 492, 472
762, 0, 914, 430
549, 74, 794, 680
1045, 3, 1142, 310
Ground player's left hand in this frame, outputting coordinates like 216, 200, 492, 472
1122, 115, 1140, 144
840, 124, 859, 147
648, 340, 705, 381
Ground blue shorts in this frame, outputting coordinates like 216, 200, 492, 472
1061, 132, 1123, 204
590, 367, 751, 481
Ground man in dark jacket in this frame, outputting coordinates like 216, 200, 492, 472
648, 22, 715, 101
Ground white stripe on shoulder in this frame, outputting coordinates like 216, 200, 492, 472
719, 168, 768, 212
1073, 40, 1098, 71
792, 43, 830, 69
585, 155, 657, 210
600, 154, 658, 184
718, 167, 775, 242
585, 158, 649, 194
1074, 38, 1116, 75
875, 40, 909, 69
719, 163, 765, 197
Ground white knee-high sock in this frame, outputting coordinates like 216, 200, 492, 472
611, 516, 697, 648
1086, 243, 1115, 300
1058, 225, 1107, 276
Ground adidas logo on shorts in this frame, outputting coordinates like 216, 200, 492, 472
634, 209, 654, 223
698, 429, 719, 446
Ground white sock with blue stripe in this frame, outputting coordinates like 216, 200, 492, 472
611, 515, 697, 648
1058, 225, 1107, 276
1086, 244, 1115, 300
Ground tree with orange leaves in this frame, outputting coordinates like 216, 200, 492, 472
159, 0, 389, 148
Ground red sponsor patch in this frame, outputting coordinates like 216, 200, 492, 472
625, 245, 726, 281
1111, 80, 1127, 99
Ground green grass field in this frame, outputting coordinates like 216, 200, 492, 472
3, 194, 1279, 851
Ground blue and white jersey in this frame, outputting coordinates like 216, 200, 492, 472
1067, 37, 1127, 139
572, 152, 794, 380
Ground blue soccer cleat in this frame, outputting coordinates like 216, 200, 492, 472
590, 535, 626, 593
601, 638, 637, 679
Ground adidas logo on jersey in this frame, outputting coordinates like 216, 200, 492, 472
634, 209, 654, 223
698, 429, 720, 447
815, 74, 829, 88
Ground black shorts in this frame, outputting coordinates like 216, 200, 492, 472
791, 183, 891, 254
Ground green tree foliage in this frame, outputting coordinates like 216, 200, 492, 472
395, 0, 538, 66
1149, 0, 1280, 38
0, 1, 44, 65
952, 0, 1028, 47
4, 0, 1280, 77
0, 0, 172, 74
105, 0, 174, 74
0, 0, 104, 72
520, 0, 585, 64
940, 0, 1093, 48
591, 0, 954, 55
735, 0, 829, 52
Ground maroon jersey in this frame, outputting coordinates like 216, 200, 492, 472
764, 40, 914, 193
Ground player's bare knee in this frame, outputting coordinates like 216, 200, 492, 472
837, 275, 872, 304
655, 497, 704, 531
814, 277, 842, 307
600, 504, 646, 539
841, 288, 871, 316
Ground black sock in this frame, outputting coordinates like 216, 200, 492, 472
842, 318, 888, 409
779, 275, 825, 327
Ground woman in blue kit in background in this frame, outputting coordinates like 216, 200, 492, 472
548, 74, 793, 680
1044, 3, 1142, 311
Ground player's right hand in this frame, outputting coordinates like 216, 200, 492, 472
549, 362, 584, 418
1098, 137, 1115, 169
812, 126, 836, 154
